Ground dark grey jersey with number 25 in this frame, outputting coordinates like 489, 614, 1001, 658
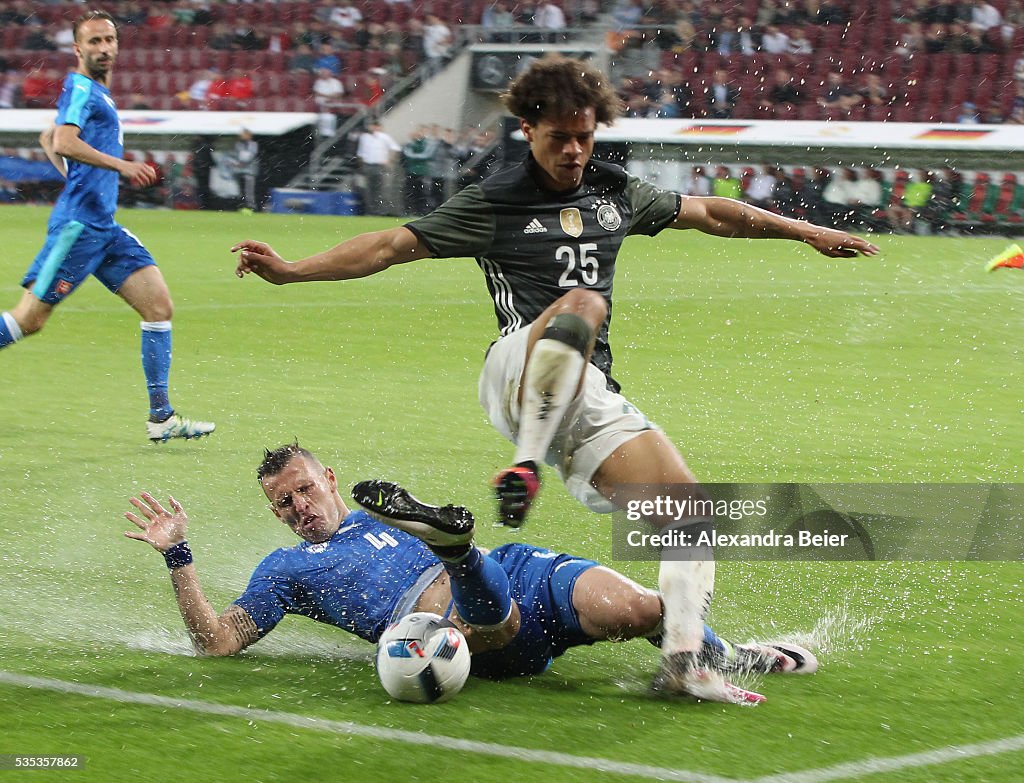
406, 155, 680, 391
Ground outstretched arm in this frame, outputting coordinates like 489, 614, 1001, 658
231, 226, 432, 285
672, 195, 880, 258
124, 493, 260, 656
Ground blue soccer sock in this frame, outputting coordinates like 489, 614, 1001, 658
141, 321, 173, 421
443, 547, 513, 627
648, 623, 725, 652
0, 312, 24, 349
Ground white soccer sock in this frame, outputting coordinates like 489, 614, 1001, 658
513, 338, 586, 466
2, 311, 24, 343
657, 523, 715, 655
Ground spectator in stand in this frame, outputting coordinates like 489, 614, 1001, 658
858, 72, 891, 118
683, 165, 711, 196
801, 167, 830, 225
712, 165, 742, 199
761, 24, 790, 54
0, 72, 24, 109
947, 20, 986, 52
903, 170, 934, 230
761, 67, 803, 117
743, 165, 778, 210
482, 1, 516, 43
427, 126, 459, 209
358, 69, 388, 111
773, 0, 808, 25
885, 171, 915, 232
289, 44, 318, 74
206, 71, 232, 110
313, 67, 346, 110
930, 0, 963, 24
969, 0, 1002, 35
422, 14, 453, 77
232, 129, 259, 212
957, 100, 981, 123
356, 121, 400, 215
401, 125, 435, 215
658, 69, 693, 117
54, 25, 75, 53
266, 27, 293, 54
772, 167, 800, 218
705, 69, 740, 119
456, 129, 498, 188
612, 0, 644, 31
895, 20, 925, 58
21, 67, 53, 109
854, 168, 884, 230
1004, 0, 1024, 44
983, 100, 1005, 123
224, 69, 254, 110
329, 0, 363, 29
535, 0, 567, 42
314, 43, 343, 75
808, 0, 847, 25
818, 70, 861, 116
187, 69, 216, 109
755, 0, 778, 28
787, 27, 814, 53
920, 169, 955, 233
924, 22, 948, 52
901, 0, 932, 24
822, 167, 853, 227
1009, 79, 1024, 116
210, 23, 237, 50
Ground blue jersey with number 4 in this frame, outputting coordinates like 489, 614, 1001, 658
50, 73, 122, 230
233, 511, 438, 643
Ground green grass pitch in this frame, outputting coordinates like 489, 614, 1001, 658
0, 205, 1021, 782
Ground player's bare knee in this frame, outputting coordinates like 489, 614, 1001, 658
615, 591, 662, 638
142, 297, 174, 322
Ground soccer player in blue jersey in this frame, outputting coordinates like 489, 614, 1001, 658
0, 11, 213, 442
124, 443, 815, 704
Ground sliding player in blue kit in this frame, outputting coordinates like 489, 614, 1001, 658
124, 443, 816, 704
0, 10, 213, 442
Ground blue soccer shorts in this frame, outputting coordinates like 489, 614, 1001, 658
470, 542, 599, 680
22, 221, 157, 305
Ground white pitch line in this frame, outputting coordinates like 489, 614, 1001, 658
0, 671, 734, 783
751, 734, 1024, 783
4, 671, 1021, 783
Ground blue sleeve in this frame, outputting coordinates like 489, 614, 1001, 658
56, 74, 93, 129
231, 553, 295, 637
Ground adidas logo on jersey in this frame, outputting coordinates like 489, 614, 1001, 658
523, 218, 547, 234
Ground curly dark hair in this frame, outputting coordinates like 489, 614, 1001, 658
257, 442, 320, 483
73, 10, 117, 41
501, 55, 622, 126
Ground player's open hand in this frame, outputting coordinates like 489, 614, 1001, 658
231, 240, 291, 283
124, 492, 189, 553
803, 227, 880, 258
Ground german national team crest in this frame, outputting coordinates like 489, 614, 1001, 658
559, 208, 584, 238
596, 204, 622, 231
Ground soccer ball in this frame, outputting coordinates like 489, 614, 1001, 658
375, 612, 471, 704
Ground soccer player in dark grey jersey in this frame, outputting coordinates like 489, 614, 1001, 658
232, 55, 878, 703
